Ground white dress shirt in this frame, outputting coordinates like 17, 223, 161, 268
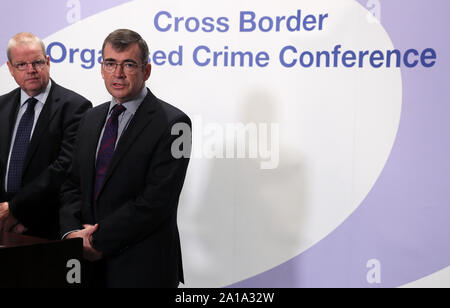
4, 80, 52, 191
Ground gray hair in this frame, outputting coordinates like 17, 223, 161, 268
7, 32, 47, 62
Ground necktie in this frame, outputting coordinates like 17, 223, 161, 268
7, 97, 38, 193
94, 104, 126, 200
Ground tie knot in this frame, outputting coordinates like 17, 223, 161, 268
111, 104, 126, 118
25, 97, 38, 111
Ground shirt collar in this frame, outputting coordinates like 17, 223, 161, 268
20, 79, 52, 107
109, 87, 147, 115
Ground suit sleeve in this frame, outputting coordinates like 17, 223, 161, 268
9, 99, 92, 231
58, 113, 89, 237
92, 115, 192, 256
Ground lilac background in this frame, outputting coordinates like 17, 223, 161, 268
1, 0, 448, 287
0, 0, 131, 64
233, 0, 450, 287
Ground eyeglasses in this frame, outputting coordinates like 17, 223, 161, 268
12, 59, 47, 71
102, 61, 144, 74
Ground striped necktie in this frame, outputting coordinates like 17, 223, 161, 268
94, 104, 126, 201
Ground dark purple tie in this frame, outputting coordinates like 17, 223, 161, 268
94, 104, 126, 200
7, 97, 38, 193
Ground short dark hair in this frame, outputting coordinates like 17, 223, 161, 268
102, 29, 149, 66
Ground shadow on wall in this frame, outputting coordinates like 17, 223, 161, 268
182, 88, 310, 287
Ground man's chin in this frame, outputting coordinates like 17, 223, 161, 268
23, 86, 45, 97
108, 91, 132, 104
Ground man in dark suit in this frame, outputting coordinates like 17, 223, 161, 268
60, 29, 191, 287
0, 32, 91, 240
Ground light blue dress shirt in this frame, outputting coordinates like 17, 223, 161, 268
95, 87, 147, 159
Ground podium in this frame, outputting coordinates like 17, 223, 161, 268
0, 232, 83, 288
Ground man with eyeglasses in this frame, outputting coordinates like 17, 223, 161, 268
0, 32, 91, 240
60, 29, 191, 287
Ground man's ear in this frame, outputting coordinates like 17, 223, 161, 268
7, 61, 14, 76
144, 63, 151, 81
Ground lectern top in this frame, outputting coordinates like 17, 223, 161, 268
0, 232, 51, 248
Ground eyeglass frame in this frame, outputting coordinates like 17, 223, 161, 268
101, 60, 147, 74
11, 59, 47, 71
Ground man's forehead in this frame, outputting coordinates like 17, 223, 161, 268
103, 44, 142, 63
10, 43, 45, 60
104, 43, 140, 56
11, 42, 42, 52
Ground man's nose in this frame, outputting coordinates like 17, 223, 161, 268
114, 64, 126, 77
26, 63, 37, 73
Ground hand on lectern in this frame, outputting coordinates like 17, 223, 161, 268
11, 223, 28, 234
0, 202, 28, 234
0, 202, 10, 232
66, 224, 103, 262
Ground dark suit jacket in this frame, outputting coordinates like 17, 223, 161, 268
60, 89, 191, 288
0, 80, 91, 239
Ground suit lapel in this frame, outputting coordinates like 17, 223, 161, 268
98, 91, 157, 198
0, 89, 21, 160
0, 89, 21, 182
85, 103, 110, 203
22, 83, 60, 175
